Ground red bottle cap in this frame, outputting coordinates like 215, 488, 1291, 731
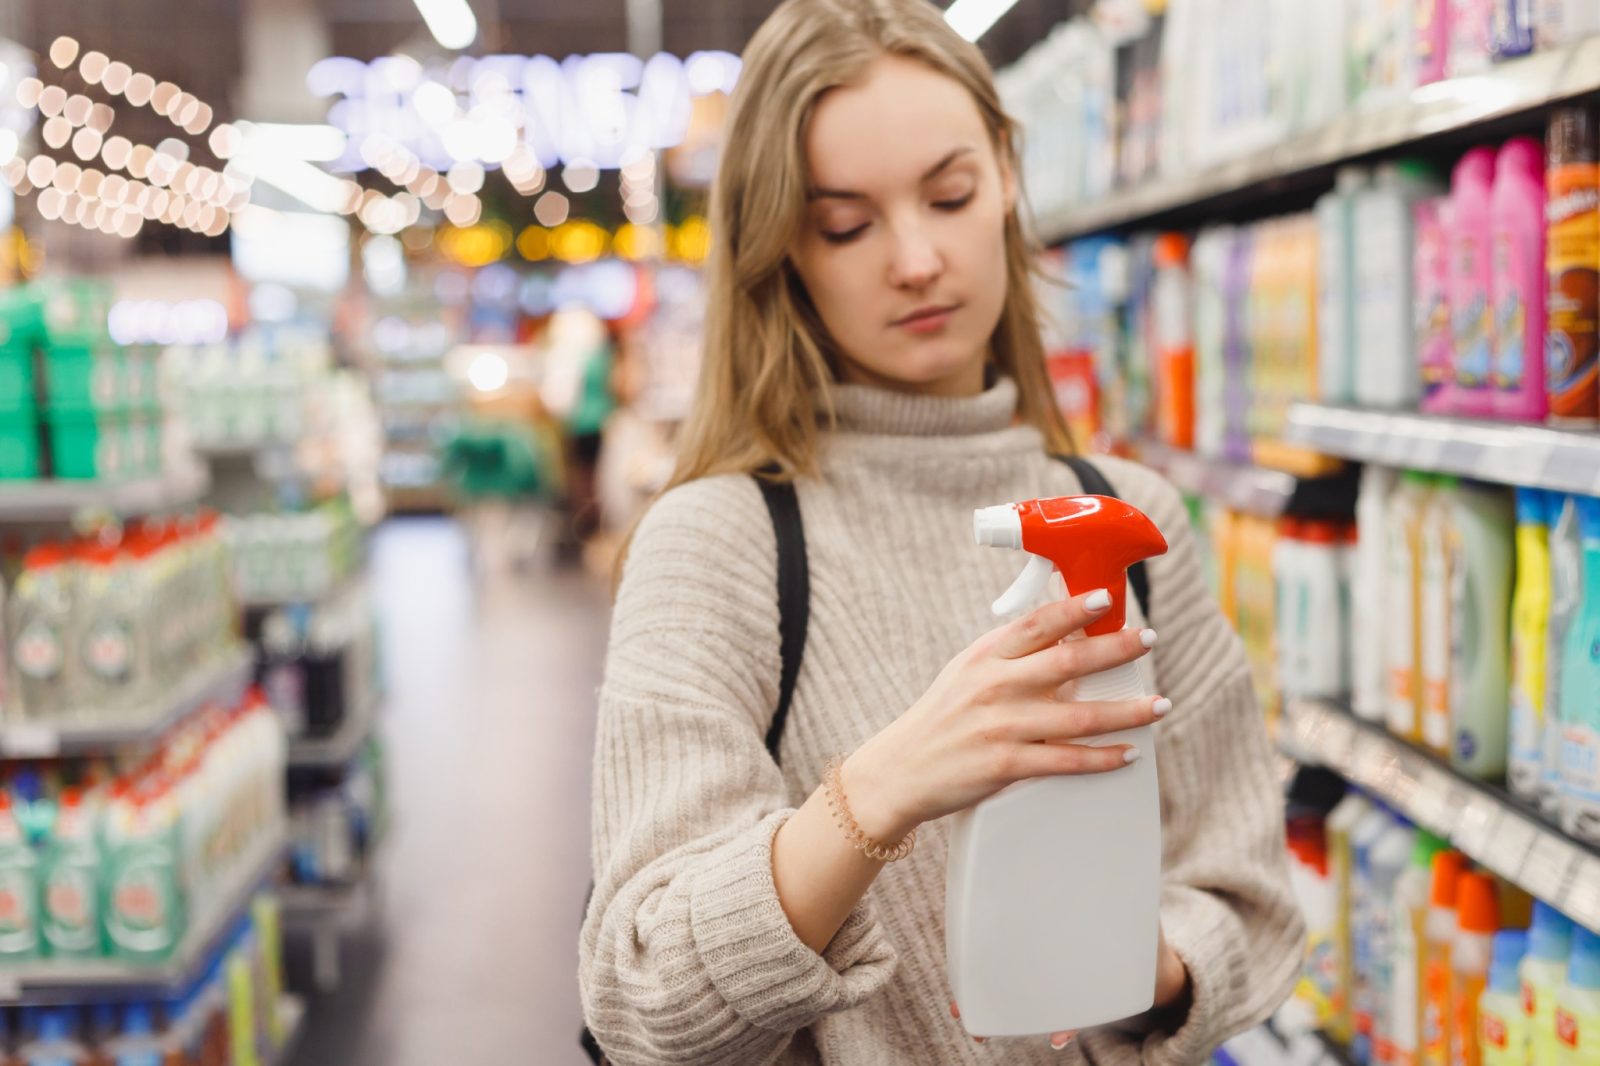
1015, 495, 1169, 637
1458, 872, 1501, 935
1430, 851, 1467, 909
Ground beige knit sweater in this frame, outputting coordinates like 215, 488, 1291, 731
580, 377, 1305, 1065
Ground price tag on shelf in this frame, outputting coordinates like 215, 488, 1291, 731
1561, 858, 1600, 934
1352, 732, 1398, 790
1451, 795, 1503, 859
1522, 834, 1580, 905
1476, 813, 1538, 883
1408, 766, 1464, 836
0, 724, 60, 758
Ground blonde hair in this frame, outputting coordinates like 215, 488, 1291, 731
628, 0, 1070, 567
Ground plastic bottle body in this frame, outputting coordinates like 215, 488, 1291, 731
1510, 490, 1553, 800
1557, 498, 1600, 843
1449, 486, 1515, 778
1491, 138, 1549, 421
1452, 148, 1499, 416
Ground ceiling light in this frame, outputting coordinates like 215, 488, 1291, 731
412, 81, 457, 128
943, 0, 1021, 42
15, 78, 43, 109
447, 161, 483, 194
38, 86, 66, 117
124, 74, 154, 107
88, 104, 114, 134
237, 121, 347, 163
563, 161, 599, 194
63, 94, 91, 126
48, 38, 79, 69
534, 191, 569, 227
42, 117, 71, 149
412, 0, 478, 51
72, 128, 103, 162
102, 62, 131, 95
78, 52, 109, 84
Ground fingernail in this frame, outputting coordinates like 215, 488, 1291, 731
1052, 1034, 1074, 1050
1085, 589, 1111, 612
1139, 628, 1158, 648
1152, 697, 1172, 718
1123, 747, 1142, 764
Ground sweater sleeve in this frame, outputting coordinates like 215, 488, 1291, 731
1079, 461, 1306, 1066
578, 476, 898, 1066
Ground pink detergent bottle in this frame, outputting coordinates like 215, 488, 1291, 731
1416, 0, 1451, 85
1451, 147, 1498, 418
1491, 137, 1548, 422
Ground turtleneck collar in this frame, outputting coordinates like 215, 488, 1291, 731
825, 375, 1020, 438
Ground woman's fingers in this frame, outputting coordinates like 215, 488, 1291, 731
1000, 738, 1141, 779
1050, 1029, 1078, 1050
1014, 696, 1171, 743
949, 1001, 985, 1044
1008, 626, 1156, 691
989, 590, 1114, 660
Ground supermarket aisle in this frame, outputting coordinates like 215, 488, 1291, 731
293, 517, 611, 1066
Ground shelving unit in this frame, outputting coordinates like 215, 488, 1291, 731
1134, 441, 1298, 518
1036, 34, 1600, 242
0, 646, 254, 757
0, 462, 211, 524
270, 995, 307, 1065
289, 692, 379, 769
280, 866, 378, 992
1283, 699, 1600, 934
1283, 403, 1600, 494
0, 826, 286, 1002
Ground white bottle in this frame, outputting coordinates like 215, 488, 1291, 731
1386, 475, 1429, 741
1193, 227, 1233, 459
1275, 520, 1309, 700
1301, 521, 1352, 700
1419, 477, 1455, 757
952, 497, 1168, 1037
1544, 495, 1582, 819
1365, 819, 1417, 1064
1354, 466, 1400, 721
1317, 167, 1370, 406
1354, 162, 1445, 409
1446, 484, 1514, 779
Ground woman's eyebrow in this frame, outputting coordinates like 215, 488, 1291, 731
806, 146, 978, 201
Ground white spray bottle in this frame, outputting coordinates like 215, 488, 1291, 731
948, 493, 1169, 1037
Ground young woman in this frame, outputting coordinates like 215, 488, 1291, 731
579, 1, 1305, 1062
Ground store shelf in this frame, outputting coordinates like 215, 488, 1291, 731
1133, 441, 1298, 518
288, 692, 379, 769
1283, 699, 1600, 934
1036, 35, 1600, 242
1284, 404, 1600, 495
0, 462, 211, 524
0, 646, 254, 757
0, 825, 287, 1002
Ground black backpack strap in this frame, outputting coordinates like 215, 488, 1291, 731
755, 475, 809, 765
1053, 455, 1152, 623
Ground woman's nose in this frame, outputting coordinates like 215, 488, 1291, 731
888, 225, 943, 290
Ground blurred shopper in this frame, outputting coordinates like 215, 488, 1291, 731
579, 1, 1303, 1063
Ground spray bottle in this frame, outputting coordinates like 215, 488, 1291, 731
1520, 901, 1573, 1066
951, 493, 1169, 1037
1477, 929, 1529, 1066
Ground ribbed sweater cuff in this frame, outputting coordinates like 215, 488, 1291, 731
1140, 885, 1246, 1066
689, 811, 898, 1033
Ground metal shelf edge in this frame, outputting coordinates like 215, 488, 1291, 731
0, 464, 211, 524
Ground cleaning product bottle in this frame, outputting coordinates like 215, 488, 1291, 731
1544, 496, 1583, 818
953, 493, 1169, 1037
1522, 902, 1574, 1066
1555, 925, 1600, 1064
1423, 851, 1468, 1066
1421, 477, 1457, 759
1478, 930, 1529, 1066
1452, 872, 1500, 1066
104, 785, 183, 962
1491, 137, 1549, 422
1369, 816, 1419, 1066
1193, 227, 1232, 459
41, 787, 103, 958
7, 545, 78, 721
1417, 0, 1453, 85
1491, 0, 1536, 56
1419, 198, 1458, 414
1331, 790, 1377, 1046
1449, 0, 1496, 77
1557, 495, 1600, 844
1389, 474, 1430, 742
1545, 107, 1600, 426
0, 792, 40, 961
1356, 467, 1401, 722
1318, 167, 1369, 406
1448, 484, 1515, 778
1536, 0, 1600, 47
1510, 489, 1554, 800
105, 1004, 162, 1066
1394, 836, 1454, 1066
1152, 233, 1196, 450
1275, 519, 1307, 701
1305, 522, 1353, 700
1358, 163, 1444, 410
1453, 147, 1499, 418
19, 1009, 88, 1066
1354, 805, 1401, 1062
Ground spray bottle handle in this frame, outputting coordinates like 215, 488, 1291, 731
992, 554, 1056, 617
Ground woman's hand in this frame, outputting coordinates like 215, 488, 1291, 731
950, 927, 1192, 1051
840, 588, 1168, 844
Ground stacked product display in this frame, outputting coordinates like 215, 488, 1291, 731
223, 501, 365, 609
0, 280, 165, 482
365, 309, 461, 513
0, 692, 285, 963
2, 516, 239, 725
253, 582, 379, 752
164, 332, 326, 453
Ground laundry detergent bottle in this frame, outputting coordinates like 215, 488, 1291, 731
953, 493, 1169, 1037
1557, 495, 1600, 844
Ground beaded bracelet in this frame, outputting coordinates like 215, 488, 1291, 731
823, 754, 917, 863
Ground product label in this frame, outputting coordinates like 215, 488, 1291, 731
0, 867, 38, 954
82, 618, 133, 682
1547, 165, 1600, 419
1423, 956, 1453, 1066
1455, 236, 1494, 389
44, 864, 98, 952
1387, 521, 1419, 732
1561, 724, 1600, 804
13, 619, 64, 681
1421, 522, 1452, 752
1556, 1006, 1578, 1048
1416, 202, 1453, 402
1492, 233, 1529, 390
108, 856, 176, 955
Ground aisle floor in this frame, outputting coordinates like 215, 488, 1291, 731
290, 517, 610, 1066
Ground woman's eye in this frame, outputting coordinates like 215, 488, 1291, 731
820, 223, 869, 245
933, 192, 975, 212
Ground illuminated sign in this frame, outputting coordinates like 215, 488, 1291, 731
307, 51, 741, 174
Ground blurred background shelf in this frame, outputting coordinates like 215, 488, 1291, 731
0, 463, 211, 524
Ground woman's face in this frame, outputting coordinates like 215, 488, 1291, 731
790, 53, 1016, 399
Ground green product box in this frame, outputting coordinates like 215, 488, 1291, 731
0, 348, 36, 410
44, 344, 123, 413
47, 409, 126, 480
0, 411, 41, 479
32, 278, 112, 349
0, 287, 45, 351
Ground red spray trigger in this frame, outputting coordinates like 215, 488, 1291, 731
979, 496, 1167, 635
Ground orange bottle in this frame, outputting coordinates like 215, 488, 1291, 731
1152, 233, 1196, 449
1451, 873, 1500, 1066
1422, 852, 1468, 1066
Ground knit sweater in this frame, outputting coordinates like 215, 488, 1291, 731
580, 376, 1305, 1065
